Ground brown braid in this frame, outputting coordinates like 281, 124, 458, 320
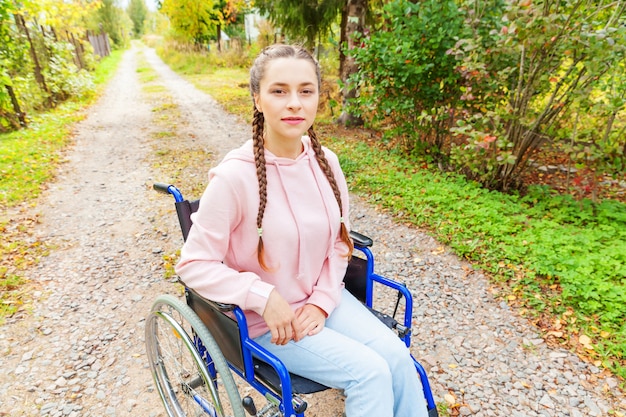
252, 107, 270, 270
308, 126, 354, 258
249, 44, 354, 269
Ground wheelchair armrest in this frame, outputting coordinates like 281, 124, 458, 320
213, 301, 237, 312
350, 230, 373, 247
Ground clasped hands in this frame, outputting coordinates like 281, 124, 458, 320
262, 289, 327, 345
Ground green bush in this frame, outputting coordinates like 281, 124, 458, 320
347, 0, 467, 155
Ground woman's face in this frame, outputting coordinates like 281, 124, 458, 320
254, 57, 319, 144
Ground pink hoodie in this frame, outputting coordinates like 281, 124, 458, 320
175, 136, 350, 338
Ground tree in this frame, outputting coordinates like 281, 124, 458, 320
160, 0, 245, 48
0, 0, 27, 130
128, 0, 148, 38
253, 0, 343, 50
97, 0, 130, 47
254, 0, 369, 125
348, 0, 467, 139
1, 0, 103, 131
337, 0, 366, 126
348, 0, 626, 192
211, 0, 248, 51
449, 0, 626, 192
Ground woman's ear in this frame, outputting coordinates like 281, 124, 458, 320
253, 94, 262, 113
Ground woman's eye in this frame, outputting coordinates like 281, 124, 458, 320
271, 89, 285, 94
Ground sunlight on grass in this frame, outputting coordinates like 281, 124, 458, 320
188, 69, 251, 120
0, 105, 84, 206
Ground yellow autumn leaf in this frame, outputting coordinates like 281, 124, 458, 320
579, 334, 593, 349
507, 295, 516, 301
600, 331, 610, 338
444, 393, 456, 405
448, 363, 458, 369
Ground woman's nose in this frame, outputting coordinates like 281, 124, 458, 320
287, 92, 302, 110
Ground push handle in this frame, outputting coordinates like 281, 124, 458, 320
350, 230, 373, 247
153, 182, 184, 203
153, 182, 171, 194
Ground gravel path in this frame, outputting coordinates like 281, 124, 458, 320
0, 44, 624, 417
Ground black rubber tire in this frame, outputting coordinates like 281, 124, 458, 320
145, 294, 245, 417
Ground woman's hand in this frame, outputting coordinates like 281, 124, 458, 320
293, 304, 327, 341
262, 289, 296, 345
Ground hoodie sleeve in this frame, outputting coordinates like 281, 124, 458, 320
306, 147, 351, 316
174, 166, 274, 316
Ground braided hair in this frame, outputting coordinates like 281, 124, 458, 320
249, 44, 354, 270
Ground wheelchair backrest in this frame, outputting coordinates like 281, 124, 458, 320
175, 199, 200, 242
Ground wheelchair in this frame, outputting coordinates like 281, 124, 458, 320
146, 182, 439, 417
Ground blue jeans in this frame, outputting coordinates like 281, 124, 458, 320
253, 289, 429, 417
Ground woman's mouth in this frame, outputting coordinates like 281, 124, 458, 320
282, 117, 304, 125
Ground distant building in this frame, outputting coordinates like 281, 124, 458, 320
244, 11, 262, 42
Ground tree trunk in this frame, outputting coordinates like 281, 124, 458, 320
337, 0, 366, 127
216, 25, 222, 52
5, 84, 27, 128
14, 14, 49, 98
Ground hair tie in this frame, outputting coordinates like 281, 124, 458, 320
257, 227, 263, 237
340, 217, 344, 223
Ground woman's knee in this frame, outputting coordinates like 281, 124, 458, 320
360, 351, 393, 386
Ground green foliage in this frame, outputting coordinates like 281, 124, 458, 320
347, 0, 626, 192
160, 0, 248, 47
1, 5, 104, 131
43, 40, 96, 103
127, 0, 148, 38
254, 0, 344, 50
97, 0, 131, 48
448, 0, 626, 191
0, 2, 28, 131
347, 0, 467, 154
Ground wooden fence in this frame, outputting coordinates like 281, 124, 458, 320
87, 31, 111, 58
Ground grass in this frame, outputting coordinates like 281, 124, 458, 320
0, 49, 124, 321
153, 45, 626, 388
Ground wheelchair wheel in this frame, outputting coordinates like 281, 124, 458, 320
146, 294, 245, 417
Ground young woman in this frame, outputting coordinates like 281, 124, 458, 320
175, 44, 428, 417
